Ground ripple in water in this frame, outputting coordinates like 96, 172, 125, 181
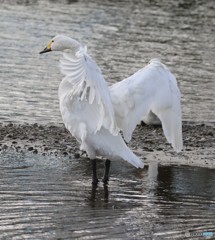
0, 152, 214, 239
0, 0, 214, 123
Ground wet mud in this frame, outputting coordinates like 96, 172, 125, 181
0, 122, 214, 168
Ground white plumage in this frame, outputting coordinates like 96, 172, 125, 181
110, 59, 183, 152
40, 35, 183, 170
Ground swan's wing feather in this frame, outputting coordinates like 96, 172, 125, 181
110, 61, 158, 142
59, 50, 118, 136
110, 78, 151, 142
110, 59, 183, 151
152, 69, 183, 152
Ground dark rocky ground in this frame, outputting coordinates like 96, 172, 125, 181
0, 122, 214, 168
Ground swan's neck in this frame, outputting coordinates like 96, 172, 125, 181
64, 38, 82, 55
68, 38, 82, 51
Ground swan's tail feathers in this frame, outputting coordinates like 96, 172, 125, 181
158, 108, 183, 152
121, 148, 144, 168
90, 129, 144, 168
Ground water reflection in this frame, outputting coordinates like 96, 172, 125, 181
0, 152, 214, 238
89, 184, 109, 207
156, 165, 215, 199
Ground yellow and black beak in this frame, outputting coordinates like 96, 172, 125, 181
39, 41, 52, 54
40, 46, 51, 54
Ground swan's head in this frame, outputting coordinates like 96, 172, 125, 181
40, 35, 77, 54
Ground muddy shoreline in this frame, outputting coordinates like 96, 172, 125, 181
0, 122, 214, 168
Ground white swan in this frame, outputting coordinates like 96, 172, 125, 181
40, 35, 183, 184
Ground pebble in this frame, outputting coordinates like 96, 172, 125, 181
157, 147, 163, 151
2, 145, 8, 150
74, 153, 80, 158
28, 146, 34, 151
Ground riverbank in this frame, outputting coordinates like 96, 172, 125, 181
0, 122, 214, 168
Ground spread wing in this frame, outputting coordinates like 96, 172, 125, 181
59, 47, 119, 137
110, 59, 183, 152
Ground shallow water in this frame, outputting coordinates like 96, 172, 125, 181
0, 152, 214, 239
0, 0, 214, 123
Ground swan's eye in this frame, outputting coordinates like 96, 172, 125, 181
51, 40, 54, 43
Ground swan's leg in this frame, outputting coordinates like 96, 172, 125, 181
102, 159, 111, 184
92, 159, 99, 185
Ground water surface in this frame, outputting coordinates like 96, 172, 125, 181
0, 0, 214, 123
0, 152, 214, 239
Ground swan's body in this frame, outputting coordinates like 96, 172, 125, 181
58, 48, 143, 168
40, 35, 183, 183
